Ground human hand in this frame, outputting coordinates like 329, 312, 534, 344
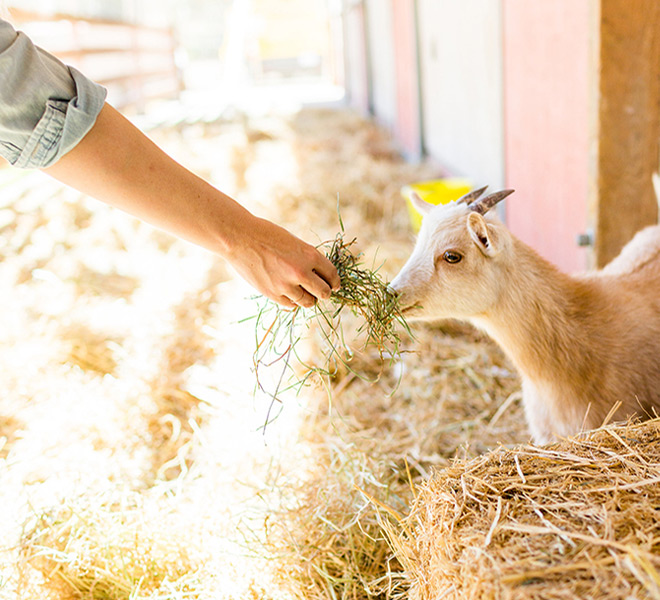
227, 216, 341, 309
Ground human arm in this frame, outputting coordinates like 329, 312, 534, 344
44, 103, 340, 307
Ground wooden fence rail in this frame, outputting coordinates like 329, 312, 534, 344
7, 8, 182, 114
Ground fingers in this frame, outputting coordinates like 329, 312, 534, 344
287, 287, 316, 309
293, 254, 340, 303
313, 254, 342, 292
237, 224, 341, 308
271, 288, 315, 310
276, 295, 297, 310
303, 274, 332, 302
281, 249, 340, 306
266, 270, 331, 309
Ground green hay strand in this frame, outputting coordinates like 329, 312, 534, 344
250, 227, 412, 430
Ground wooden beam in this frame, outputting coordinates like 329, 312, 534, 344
593, 0, 660, 267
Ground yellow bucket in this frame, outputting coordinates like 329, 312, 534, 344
401, 178, 472, 232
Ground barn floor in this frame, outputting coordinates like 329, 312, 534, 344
0, 107, 526, 599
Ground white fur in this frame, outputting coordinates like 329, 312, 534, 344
392, 191, 660, 444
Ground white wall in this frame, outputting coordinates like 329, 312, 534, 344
417, 0, 504, 188
364, 0, 397, 131
343, 0, 369, 114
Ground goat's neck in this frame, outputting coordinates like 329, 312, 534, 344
471, 240, 595, 384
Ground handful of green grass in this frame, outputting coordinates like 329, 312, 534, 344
326, 234, 407, 351
250, 224, 411, 428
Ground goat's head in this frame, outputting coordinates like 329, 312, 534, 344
390, 187, 515, 320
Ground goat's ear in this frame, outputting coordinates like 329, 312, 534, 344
467, 212, 499, 257
410, 191, 434, 215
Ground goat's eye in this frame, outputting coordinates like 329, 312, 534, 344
442, 250, 463, 264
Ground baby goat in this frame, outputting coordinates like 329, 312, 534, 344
390, 187, 660, 444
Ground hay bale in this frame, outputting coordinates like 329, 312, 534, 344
393, 419, 660, 599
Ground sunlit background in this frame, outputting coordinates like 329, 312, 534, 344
8, 0, 345, 122
1, 2, 658, 598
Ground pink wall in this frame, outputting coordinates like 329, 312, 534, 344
503, 0, 591, 272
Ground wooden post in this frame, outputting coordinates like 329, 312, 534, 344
593, 0, 660, 267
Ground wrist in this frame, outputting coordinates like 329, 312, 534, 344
213, 200, 261, 261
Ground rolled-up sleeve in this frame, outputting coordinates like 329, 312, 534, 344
0, 19, 107, 169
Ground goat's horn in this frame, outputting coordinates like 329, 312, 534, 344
457, 185, 488, 204
468, 189, 515, 214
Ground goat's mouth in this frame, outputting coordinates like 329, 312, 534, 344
399, 303, 423, 316
387, 286, 422, 316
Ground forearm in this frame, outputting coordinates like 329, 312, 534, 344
44, 103, 253, 259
